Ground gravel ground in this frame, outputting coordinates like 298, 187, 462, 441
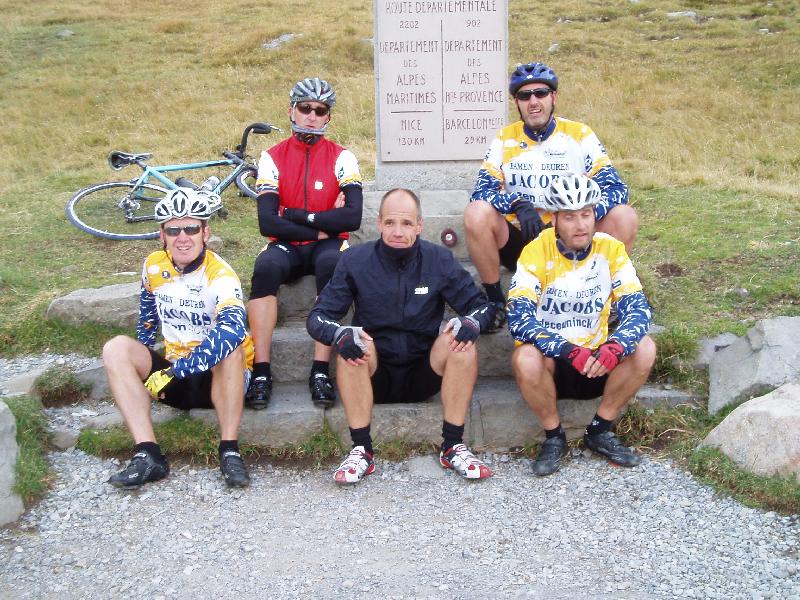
1, 449, 798, 599
1, 354, 799, 599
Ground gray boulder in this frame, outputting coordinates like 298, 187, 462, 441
46, 282, 140, 328
701, 382, 800, 480
0, 400, 25, 525
693, 332, 739, 370
708, 317, 800, 414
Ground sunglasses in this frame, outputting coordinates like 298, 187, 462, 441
515, 88, 554, 101
163, 224, 202, 237
295, 103, 330, 117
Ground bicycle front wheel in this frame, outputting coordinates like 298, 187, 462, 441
234, 166, 259, 199
66, 181, 168, 240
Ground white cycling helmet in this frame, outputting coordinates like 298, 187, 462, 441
544, 174, 601, 212
154, 188, 220, 223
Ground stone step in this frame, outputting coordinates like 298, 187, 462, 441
186, 378, 701, 451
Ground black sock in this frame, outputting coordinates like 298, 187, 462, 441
441, 420, 465, 452
545, 424, 567, 441
483, 281, 505, 305
135, 441, 165, 462
585, 414, 613, 437
349, 426, 373, 455
219, 440, 240, 455
310, 360, 329, 377
253, 362, 271, 379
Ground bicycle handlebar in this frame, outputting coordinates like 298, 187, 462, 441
235, 122, 281, 157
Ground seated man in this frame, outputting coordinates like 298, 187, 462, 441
464, 62, 636, 330
104, 188, 253, 489
307, 188, 496, 484
507, 174, 656, 477
247, 76, 363, 410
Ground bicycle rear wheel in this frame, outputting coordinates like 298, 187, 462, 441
66, 181, 168, 240
234, 166, 259, 199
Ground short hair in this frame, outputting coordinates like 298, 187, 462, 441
378, 188, 422, 221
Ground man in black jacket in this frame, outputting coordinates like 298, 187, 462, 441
307, 188, 496, 484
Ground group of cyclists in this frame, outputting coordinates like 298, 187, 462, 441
104, 62, 655, 490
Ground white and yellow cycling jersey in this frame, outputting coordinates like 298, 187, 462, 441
507, 228, 651, 357
472, 116, 628, 223
137, 249, 254, 378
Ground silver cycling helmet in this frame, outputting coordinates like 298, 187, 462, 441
289, 77, 336, 107
289, 77, 335, 136
154, 188, 220, 223
544, 174, 601, 212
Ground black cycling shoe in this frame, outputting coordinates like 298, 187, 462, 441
531, 436, 568, 476
220, 450, 251, 488
245, 375, 272, 410
309, 372, 336, 409
583, 431, 642, 467
486, 300, 507, 333
108, 451, 169, 489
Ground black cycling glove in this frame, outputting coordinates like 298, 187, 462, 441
333, 326, 367, 360
512, 200, 545, 243
446, 315, 481, 344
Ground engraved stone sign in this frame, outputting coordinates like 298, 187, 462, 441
375, 1, 508, 163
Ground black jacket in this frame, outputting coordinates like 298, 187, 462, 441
307, 238, 494, 365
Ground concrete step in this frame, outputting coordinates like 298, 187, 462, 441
187, 378, 702, 451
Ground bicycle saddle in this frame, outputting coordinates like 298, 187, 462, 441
108, 151, 153, 170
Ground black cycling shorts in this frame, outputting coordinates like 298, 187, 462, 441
148, 349, 213, 410
371, 355, 443, 404
250, 238, 344, 299
553, 358, 608, 400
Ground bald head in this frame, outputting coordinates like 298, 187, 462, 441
377, 188, 423, 248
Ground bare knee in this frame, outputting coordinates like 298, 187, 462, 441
512, 344, 546, 382
213, 345, 245, 374
464, 200, 496, 232
600, 205, 638, 248
103, 335, 137, 367
630, 335, 656, 370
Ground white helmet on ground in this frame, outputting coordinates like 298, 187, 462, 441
544, 174, 601, 212
154, 188, 220, 223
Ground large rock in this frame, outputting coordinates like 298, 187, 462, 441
701, 383, 800, 480
46, 281, 140, 328
708, 317, 800, 414
0, 400, 25, 525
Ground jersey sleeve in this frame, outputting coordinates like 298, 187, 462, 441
255, 150, 280, 195
334, 149, 362, 188
506, 245, 570, 356
307, 255, 356, 345
606, 249, 651, 355
470, 133, 518, 214
136, 258, 160, 347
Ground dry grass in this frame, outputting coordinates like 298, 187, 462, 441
0, 0, 798, 344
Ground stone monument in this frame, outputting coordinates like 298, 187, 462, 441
360, 0, 508, 258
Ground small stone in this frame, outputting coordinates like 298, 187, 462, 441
56, 29, 74, 38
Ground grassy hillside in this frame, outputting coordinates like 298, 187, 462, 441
0, 0, 798, 362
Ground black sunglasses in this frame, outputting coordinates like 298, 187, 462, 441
515, 88, 554, 101
296, 103, 330, 117
163, 224, 202, 237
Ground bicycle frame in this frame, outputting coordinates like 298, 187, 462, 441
128, 157, 251, 195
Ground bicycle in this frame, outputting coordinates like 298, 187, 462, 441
66, 122, 279, 241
